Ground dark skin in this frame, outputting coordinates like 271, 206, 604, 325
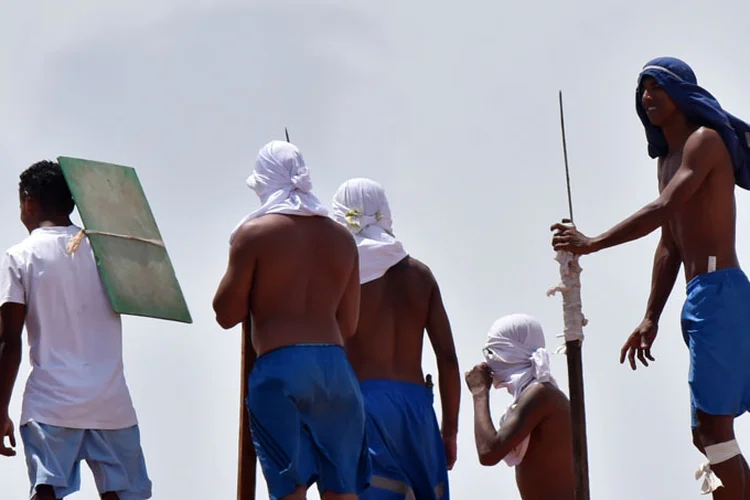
465, 363, 574, 499
2, 193, 121, 499
212, 213, 360, 500
551, 75, 747, 499
344, 256, 461, 470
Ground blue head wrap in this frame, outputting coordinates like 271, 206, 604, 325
636, 56, 750, 190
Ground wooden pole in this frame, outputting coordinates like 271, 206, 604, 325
238, 126, 290, 498
237, 320, 257, 500
558, 91, 590, 500
565, 339, 590, 500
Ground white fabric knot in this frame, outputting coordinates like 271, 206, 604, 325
332, 178, 408, 284
695, 462, 723, 494
531, 347, 552, 382
335, 205, 385, 235
290, 166, 313, 193
229, 141, 328, 244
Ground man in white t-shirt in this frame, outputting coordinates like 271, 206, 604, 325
0, 160, 151, 500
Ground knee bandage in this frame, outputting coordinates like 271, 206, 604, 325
695, 440, 742, 495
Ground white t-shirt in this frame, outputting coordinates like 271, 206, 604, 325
0, 225, 137, 430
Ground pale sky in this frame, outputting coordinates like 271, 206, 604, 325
2, 1, 750, 498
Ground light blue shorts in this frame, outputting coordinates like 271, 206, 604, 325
20, 421, 152, 500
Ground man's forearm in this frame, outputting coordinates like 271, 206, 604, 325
644, 238, 682, 323
0, 340, 21, 412
592, 202, 666, 252
438, 357, 460, 436
471, 392, 497, 456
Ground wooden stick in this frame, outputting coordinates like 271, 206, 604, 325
558, 91, 590, 500
238, 126, 290, 497
565, 339, 590, 500
237, 320, 257, 500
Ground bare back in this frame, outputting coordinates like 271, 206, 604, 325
659, 127, 740, 282
244, 215, 358, 355
344, 256, 436, 384
515, 384, 575, 500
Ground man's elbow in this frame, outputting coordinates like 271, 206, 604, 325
650, 197, 679, 221
478, 448, 501, 467
215, 315, 238, 330
337, 311, 359, 340
211, 295, 240, 329
213, 305, 239, 330
437, 352, 460, 371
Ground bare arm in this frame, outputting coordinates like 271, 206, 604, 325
589, 128, 723, 252
336, 249, 360, 340
0, 303, 25, 415
213, 225, 258, 330
472, 384, 551, 466
425, 278, 460, 437
644, 227, 682, 323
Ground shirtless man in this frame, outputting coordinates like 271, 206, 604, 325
331, 178, 460, 499
465, 313, 574, 500
551, 56, 750, 498
0, 160, 151, 500
213, 141, 370, 500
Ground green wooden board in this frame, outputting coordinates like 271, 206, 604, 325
58, 156, 192, 324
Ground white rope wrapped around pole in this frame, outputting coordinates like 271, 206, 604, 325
546, 224, 588, 353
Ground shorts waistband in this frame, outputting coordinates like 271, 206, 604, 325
686, 267, 748, 294
256, 343, 342, 361
359, 378, 434, 402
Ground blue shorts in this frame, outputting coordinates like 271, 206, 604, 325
246, 344, 370, 499
681, 268, 750, 428
20, 421, 151, 500
359, 379, 449, 500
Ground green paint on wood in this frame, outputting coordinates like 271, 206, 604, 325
58, 156, 192, 324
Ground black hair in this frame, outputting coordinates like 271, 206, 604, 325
19, 160, 75, 215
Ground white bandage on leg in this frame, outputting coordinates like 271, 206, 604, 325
695, 440, 742, 494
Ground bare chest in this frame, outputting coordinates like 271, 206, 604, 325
658, 153, 683, 192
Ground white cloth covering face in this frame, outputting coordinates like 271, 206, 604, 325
331, 178, 408, 284
229, 140, 329, 244
483, 313, 557, 467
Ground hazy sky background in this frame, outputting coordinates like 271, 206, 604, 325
2, 1, 750, 498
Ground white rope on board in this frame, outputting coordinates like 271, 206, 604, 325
66, 229, 165, 255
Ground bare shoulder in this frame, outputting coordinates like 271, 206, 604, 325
516, 382, 569, 413
686, 127, 730, 163
324, 216, 358, 244
403, 256, 437, 285
232, 217, 277, 245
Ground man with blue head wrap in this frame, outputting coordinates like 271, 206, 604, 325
551, 57, 750, 498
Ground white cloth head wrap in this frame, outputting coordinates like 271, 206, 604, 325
483, 313, 557, 467
229, 140, 329, 244
331, 178, 408, 284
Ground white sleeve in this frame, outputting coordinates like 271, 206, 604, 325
0, 251, 26, 306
